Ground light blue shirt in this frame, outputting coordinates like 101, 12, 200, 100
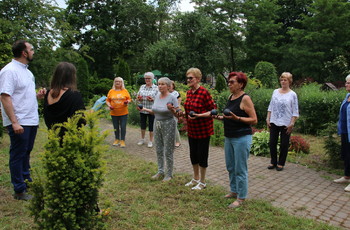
337, 93, 350, 142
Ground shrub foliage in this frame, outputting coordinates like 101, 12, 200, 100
30, 111, 107, 229
289, 136, 310, 154
254, 61, 278, 88
251, 130, 271, 156
321, 122, 343, 169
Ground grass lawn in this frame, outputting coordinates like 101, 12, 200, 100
0, 122, 341, 229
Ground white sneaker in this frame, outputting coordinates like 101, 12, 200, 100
345, 184, 350, 192
147, 141, 153, 148
137, 139, 145, 146
191, 182, 206, 190
185, 179, 199, 187
333, 177, 350, 184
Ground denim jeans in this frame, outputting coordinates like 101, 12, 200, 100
7, 125, 38, 193
224, 135, 252, 199
111, 115, 128, 140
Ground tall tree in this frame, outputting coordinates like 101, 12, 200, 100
243, 0, 283, 72
170, 12, 227, 78
65, 0, 160, 78
0, 0, 62, 48
288, 0, 350, 81
193, 0, 244, 72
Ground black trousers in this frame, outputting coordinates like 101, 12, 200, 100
269, 123, 290, 166
341, 134, 350, 177
188, 136, 210, 168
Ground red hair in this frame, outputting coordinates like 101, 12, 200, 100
228, 72, 248, 90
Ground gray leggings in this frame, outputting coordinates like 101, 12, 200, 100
154, 118, 176, 177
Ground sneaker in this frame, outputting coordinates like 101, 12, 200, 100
191, 182, 206, 190
113, 139, 120, 146
137, 139, 145, 146
147, 141, 153, 148
345, 184, 350, 192
185, 179, 199, 187
120, 140, 126, 148
162, 176, 172, 182
13, 191, 33, 201
151, 173, 164, 180
334, 177, 350, 184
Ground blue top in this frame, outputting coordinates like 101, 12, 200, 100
338, 93, 350, 142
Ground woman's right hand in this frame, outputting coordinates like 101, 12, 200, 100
266, 119, 271, 128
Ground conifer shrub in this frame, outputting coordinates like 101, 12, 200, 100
211, 119, 224, 147
254, 61, 278, 88
30, 111, 107, 229
320, 122, 343, 169
215, 74, 227, 93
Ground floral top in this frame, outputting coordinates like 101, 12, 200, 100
267, 89, 299, 127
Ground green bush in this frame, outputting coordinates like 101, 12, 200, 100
30, 112, 107, 229
215, 74, 227, 93
251, 130, 271, 156
249, 88, 273, 129
210, 119, 225, 146
295, 83, 344, 135
254, 61, 278, 88
320, 122, 343, 169
127, 102, 141, 126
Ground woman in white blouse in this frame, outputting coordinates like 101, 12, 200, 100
266, 72, 299, 171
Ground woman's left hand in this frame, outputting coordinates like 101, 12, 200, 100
285, 124, 294, 135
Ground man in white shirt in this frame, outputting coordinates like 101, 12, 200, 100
0, 40, 46, 200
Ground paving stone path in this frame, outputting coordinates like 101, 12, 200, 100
105, 122, 350, 229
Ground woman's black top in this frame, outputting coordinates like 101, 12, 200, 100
223, 93, 252, 138
43, 89, 85, 129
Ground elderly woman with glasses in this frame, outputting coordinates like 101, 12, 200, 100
213, 72, 257, 208
183, 67, 216, 190
136, 72, 159, 148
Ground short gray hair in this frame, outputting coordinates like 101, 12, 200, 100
346, 74, 350, 82
144, 72, 155, 80
158, 77, 172, 87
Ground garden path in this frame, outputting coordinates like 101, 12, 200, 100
104, 122, 350, 229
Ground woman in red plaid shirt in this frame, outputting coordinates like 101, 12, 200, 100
183, 68, 216, 190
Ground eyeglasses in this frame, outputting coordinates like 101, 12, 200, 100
187, 76, 194, 81
228, 80, 237, 85
346, 82, 350, 85
145, 78, 152, 80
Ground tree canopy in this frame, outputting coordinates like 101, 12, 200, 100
1, 0, 349, 92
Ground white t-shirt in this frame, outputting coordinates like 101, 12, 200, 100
267, 89, 299, 127
0, 59, 39, 126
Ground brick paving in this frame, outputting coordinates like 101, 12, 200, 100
105, 123, 350, 229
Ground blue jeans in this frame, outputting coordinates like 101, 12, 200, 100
224, 135, 252, 199
7, 125, 38, 193
111, 115, 128, 140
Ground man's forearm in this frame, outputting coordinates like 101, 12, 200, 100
1, 94, 18, 124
